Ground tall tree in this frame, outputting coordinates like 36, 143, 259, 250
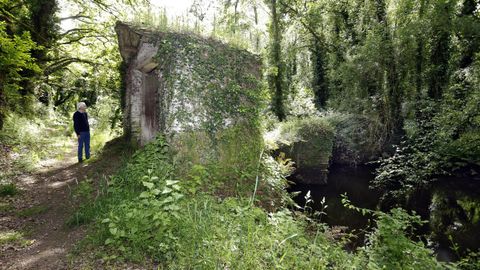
427, 0, 455, 99
415, 0, 428, 98
0, 22, 39, 129
457, 0, 480, 69
310, 38, 328, 109
266, 0, 286, 121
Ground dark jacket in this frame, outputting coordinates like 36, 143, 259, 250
73, 111, 90, 135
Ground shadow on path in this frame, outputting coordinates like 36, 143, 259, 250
0, 137, 131, 270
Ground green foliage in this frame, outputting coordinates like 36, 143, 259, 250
279, 0, 480, 152
16, 205, 49, 217
100, 170, 184, 261
457, 251, 480, 270
171, 197, 352, 269
71, 180, 94, 202
0, 183, 18, 196
362, 208, 445, 270
71, 133, 458, 269
0, 111, 73, 182
374, 57, 480, 196
111, 136, 172, 191
0, 231, 33, 247
434, 65, 480, 164
342, 195, 453, 269
372, 107, 447, 198
276, 116, 334, 167
0, 21, 39, 129
185, 164, 210, 194
325, 112, 385, 165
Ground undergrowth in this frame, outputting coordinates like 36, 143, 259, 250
0, 104, 119, 193
70, 135, 459, 269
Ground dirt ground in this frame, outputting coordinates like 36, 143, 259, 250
0, 138, 130, 270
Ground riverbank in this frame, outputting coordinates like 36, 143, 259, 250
67, 136, 464, 269
289, 164, 480, 263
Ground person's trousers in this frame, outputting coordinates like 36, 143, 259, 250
78, 131, 90, 162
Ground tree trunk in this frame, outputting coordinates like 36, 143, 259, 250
311, 39, 328, 109
268, 0, 286, 121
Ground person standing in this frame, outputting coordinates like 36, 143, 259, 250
73, 102, 90, 163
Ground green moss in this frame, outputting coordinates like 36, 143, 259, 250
325, 113, 384, 165
16, 205, 49, 217
278, 117, 335, 168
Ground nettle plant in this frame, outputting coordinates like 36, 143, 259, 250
98, 136, 186, 261
101, 169, 185, 261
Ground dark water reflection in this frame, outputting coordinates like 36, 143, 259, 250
288, 165, 480, 261
288, 165, 380, 232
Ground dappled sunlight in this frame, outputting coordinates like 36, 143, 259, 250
18, 175, 37, 186
10, 247, 66, 269
1, 0, 479, 267
47, 177, 76, 189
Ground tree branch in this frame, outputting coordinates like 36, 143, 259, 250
59, 28, 97, 37
45, 58, 96, 75
58, 34, 110, 45
59, 13, 90, 21
278, 0, 322, 43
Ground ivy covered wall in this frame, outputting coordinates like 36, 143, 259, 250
115, 22, 265, 182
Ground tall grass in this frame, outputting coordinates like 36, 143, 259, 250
70, 136, 457, 269
0, 111, 72, 183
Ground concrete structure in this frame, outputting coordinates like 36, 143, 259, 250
115, 22, 262, 145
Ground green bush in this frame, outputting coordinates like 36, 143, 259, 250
325, 112, 385, 165
374, 59, 480, 199
100, 170, 184, 262
0, 112, 72, 178
361, 208, 446, 270
276, 116, 335, 168
0, 21, 39, 129
0, 183, 18, 196
343, 196, 454, 270
74, 135, 455, 269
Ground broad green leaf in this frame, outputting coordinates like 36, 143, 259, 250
162, 187, 173, 194
142, 181, 154, 189
105, 238, 114, 245
166, 180, 179, 186
173, 193, 184, 200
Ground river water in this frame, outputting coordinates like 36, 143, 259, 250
288, 165, 480, 261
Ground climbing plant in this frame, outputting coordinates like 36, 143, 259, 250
139, 30, 267, 187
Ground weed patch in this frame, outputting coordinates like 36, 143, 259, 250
0, 231, 34, 247
0, 202, 13, 212
0, 183, 18, 197
16, 205, 49, 217
71, 135, 455, 269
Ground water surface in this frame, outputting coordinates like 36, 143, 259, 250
288, 165, 480, 261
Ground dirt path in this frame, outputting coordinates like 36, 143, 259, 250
1, 142, 94, 269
